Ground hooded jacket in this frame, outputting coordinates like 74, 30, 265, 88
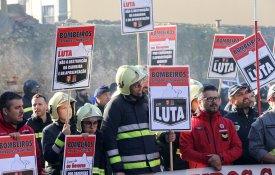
179, 110, 242, 168
0, 114, 42, 175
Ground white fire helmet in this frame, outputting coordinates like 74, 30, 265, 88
48, 92, 76, 122
76, 103, 102, 133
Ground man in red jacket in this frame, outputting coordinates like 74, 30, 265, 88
179, 85, 242, 171
0, 92, 42, 175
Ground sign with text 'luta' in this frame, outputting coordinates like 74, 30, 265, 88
148, 25, 177, 65
149, 66, 191, 131
229, 32, 275, 90
52, 25, 95, 91
207, 34, 245, 79
120, 0, 153, 34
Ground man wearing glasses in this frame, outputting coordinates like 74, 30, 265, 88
179, 85, 242, 171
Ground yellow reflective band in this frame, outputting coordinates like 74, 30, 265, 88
123, 159, 160, 169
176, 148, 180, 155
54, 138, 64, 147
116, 130, 154, 140
35, 132, 43, 139
110, 156, 122, 164
270, 148, 275, 156
99, 169, 105, 175
156, 131, 163, 138
23, 107, 32, 113
93, 167, 100, 174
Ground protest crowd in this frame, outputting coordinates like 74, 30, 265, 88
1, 2, 275, 174
1, 63, 275, 175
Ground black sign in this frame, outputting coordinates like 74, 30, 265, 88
244, 55, 275, 82
153, 98, 187, 125
57, 57, 88, 85
124, 7, 150, 29
151, 50, 173, 65
211, 57, 236, 75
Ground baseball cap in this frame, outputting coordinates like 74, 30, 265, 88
94, 85, 110, 97
228, 84, 247, 97
240, 82, 252, 93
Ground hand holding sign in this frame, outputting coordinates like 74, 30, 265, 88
62, 124, 71, 135
9, 132, 20, 140
165, 131, 176, 143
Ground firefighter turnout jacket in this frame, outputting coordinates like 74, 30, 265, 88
42, 121, 67, 175
27, 112, 53, 168
101, 94, 161, 175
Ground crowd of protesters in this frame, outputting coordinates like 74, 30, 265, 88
1, 64, 275, 175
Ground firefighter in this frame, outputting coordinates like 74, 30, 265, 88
27, 94, 53, 172
76, 103, 106, 175
101, 65, 161, 175
23, 79, 40, 120
42, 92, 76, 175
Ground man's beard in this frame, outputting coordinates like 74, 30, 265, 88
79, 93, 88, 100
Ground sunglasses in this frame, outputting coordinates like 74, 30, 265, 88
83, 121, 98, 126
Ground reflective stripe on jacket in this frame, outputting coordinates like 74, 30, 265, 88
101, 94, 160, 175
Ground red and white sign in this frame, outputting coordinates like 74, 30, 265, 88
229, 32, 275, 90
207, 34, 245, 79
156, 164, 275, 175
0, 134, 38, 175
63, 135, 96, 175
149, 66, 191, 131
52, 25, 95, 91
148, 25, 177, 65
120, 0, 154, 34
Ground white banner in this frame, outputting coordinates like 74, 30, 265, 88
156, 164, 275, 175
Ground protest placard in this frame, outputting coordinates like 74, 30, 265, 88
52, 25, 95, 91
148, 25, 177, 65
149, 66, 191, 131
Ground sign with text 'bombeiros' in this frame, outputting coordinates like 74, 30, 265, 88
63, 135, 96, 175
229, 32, 275, 90
52, 25, 95, 91
120, 0, 153, 34
207, 34, 245, 79
149, 66, 191, 131
0, 134, 37, 175
148, 25, 177, 65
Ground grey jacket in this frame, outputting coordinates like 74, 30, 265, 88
248, 111, 275, 162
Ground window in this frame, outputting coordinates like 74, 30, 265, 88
42, 5, 54, 24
